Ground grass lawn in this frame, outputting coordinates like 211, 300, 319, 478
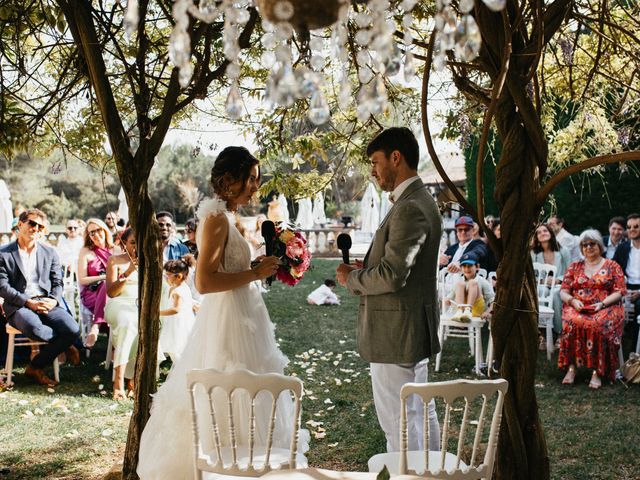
1, 259, 639, 479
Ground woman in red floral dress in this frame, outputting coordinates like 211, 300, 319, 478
558, 229, 626, 388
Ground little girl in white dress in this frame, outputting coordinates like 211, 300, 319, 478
159, 259, 196, 362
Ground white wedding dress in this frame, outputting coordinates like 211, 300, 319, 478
137, 195, 309, 480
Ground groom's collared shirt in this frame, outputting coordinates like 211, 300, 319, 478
389, 175, 421, 203
18, 243, 46, 298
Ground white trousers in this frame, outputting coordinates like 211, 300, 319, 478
370, 359, 440, 452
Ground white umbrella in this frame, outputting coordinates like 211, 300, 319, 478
360, 182, 380, 234
0, 180, 13, 232
379, 191, 392, 224
295, 198, 314, 229
277, 193, 290, 224
312, 191, 327, 226
117, 187, 129, 224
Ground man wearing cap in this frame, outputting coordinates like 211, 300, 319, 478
0, 209, 80, 386
440, 216, 488, 272
336, 127, 442, 454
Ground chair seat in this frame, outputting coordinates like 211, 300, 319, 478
199, 446, 307, 477
368, 450, 465, 475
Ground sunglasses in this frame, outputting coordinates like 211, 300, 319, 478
27, 219, 46, 232
456, 227, 472, 232
67, 226, 78, 231
581, 241, 598, 248
628, 225, 640, 230
88, 229, 104, 237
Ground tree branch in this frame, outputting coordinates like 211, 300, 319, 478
421, 30, 475, 216
538, 151, 640, 203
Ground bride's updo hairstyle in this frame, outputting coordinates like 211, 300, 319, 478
210, 146, 260, 199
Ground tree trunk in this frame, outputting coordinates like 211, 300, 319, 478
120, 179, 162, 480
490, 92, 550, 479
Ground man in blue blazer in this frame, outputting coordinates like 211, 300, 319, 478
157, 211, 189, 261
0, 209, 80, 386
439, 216, 489, 272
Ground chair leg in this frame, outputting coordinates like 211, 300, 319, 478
546, 320, 553, 361
485, 330, 494, 374
618, 345, 625, 370
468, 327, 475, 357
435, 324, 445, 372
53, 358, 60, 383
5, 332, 15, 386
474, 325, 483, 375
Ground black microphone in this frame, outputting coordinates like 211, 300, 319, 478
337, 233, 352, 265
261, 220, 276, 285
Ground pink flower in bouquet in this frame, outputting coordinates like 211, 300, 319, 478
286, 236, 306, 260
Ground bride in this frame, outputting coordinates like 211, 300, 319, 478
137, 146, 309, 479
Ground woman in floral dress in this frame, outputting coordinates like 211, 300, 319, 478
558, 229, 626, 388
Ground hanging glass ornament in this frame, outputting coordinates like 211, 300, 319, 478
308, 90, 331, 125
225, 82, 243, 119
454, 14, 482, 61
459, 0, 475, 13
482, 0, 506, 12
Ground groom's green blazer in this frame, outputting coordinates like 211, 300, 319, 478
346, 179, 442, 364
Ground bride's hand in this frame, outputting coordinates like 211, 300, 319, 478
251, 256, 280, 280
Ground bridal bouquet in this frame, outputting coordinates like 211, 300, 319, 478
273, 223, 312, 286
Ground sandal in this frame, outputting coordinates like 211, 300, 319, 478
562, 366, 576, 385
588, 371, 602, 390
113, 389, 127, 400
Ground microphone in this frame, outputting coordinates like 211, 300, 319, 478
337, 233, 352, 265
261, 220, 276, 285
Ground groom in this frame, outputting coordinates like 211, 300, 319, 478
336, 127, 442, 452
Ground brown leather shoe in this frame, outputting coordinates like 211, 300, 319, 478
65, 346, 81, 366
24, 365, 58, 387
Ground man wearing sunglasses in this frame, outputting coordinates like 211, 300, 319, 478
613, 213, 640, 349
439, 216, 489, 273
0, 209, 80, 386
157, 211, 189, 262
56, 219, 84, 273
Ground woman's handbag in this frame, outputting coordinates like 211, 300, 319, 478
621, 352, 640, 384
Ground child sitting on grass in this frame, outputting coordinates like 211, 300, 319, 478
446, 253, 494, 322
159, 259, 196, 361
307, 279, 341, 305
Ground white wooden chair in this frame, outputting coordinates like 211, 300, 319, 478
368, 379, 508, 478
533, 262, 557, 360
436, 270, 485, 374
3, 323, 60, 386
187, 368, 307, 478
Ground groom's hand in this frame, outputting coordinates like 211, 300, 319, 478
336, 263, 357, 286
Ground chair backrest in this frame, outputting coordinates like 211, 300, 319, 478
187, 368, 303, 477
532, 262, 558, 308
476, 268, 487, 279
399, 379, 508, 479
488, 271, 497, 285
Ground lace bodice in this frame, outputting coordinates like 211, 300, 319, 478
196, 195, 251, 273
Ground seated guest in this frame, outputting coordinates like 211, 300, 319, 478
104, 228, 140, 399
56, 219, 84, 274
531, 223, 572, 335
558, 229, 626, 389
0, 209, 80, 386
603, 216, 626, 260
445, 253, 494, 321
439, 216, 488, 272
307, 279, 341, 305
182, 218, 198, 256
613, 213, 640, 350
77, 218, 114, 348
157, 211, 189, 261
104, 211, 120, 238
548, 215, 580, 261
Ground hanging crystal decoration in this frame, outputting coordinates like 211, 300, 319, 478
482, 0, 507, 12
124, 0, 139, 39
164, 0, 506, 122
454, 15, 482, 62
225, 81, 243, 119
308, 89, 331, 125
